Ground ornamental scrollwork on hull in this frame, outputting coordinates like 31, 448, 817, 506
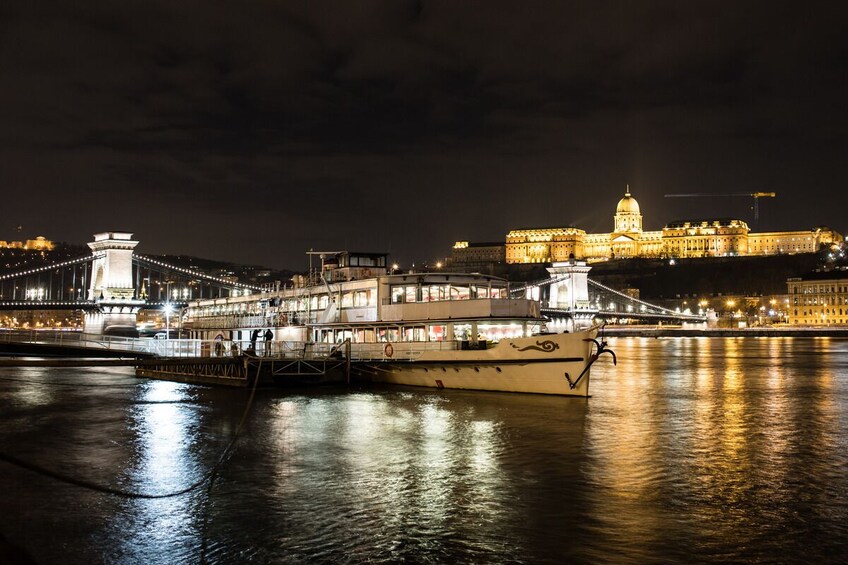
510, 340, 560, 353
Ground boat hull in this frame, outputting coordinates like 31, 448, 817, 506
351, 328, 600, 397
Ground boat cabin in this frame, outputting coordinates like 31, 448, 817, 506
183, 252, 543, 347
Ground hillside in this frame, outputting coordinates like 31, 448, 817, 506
588, 252, 837, 299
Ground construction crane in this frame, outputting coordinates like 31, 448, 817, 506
664, 192, 776, 221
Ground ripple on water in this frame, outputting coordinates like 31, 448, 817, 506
2, 339, 848, 563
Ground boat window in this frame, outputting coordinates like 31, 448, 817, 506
403, 326, 426, 341
341, 292, 353, 308
378, 328, 400, 342
405, 286, 417, 303
450, 285, 470, 300
353, 291, 368, 307
429, 285, 447, 301
454, 323, 472, 341
391, 286, 404, 304
318, 295, 329, 309
389, 283, 513, 304
478, 322, 525, 342
428, 324, 446, 341
336, 329, 352, 343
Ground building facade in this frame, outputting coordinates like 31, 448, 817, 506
0, 236, 54, 251
452, 189, 842, 265
450, 241, 507, 266
787, 270, 848, 325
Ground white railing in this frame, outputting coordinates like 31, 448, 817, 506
0, 329, 474, 361
312, 340, 463, 362
0, 329, 154, 354
0, 329, 204, 358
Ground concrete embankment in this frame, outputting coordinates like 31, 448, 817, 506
601, 327, 848, 338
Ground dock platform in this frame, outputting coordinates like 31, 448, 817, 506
137, 354, 350, 387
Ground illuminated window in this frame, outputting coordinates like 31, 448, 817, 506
405, 286, 417, 303
391, 286, 404, 304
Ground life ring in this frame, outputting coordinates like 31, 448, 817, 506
384, 343, 394, 357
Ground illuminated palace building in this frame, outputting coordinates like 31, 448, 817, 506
453, 189, 842, 265
0, 236, 54, 251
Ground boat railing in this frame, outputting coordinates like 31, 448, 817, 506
311, 340, 461, 362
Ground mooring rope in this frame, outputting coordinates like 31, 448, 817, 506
0, 360, 264, 499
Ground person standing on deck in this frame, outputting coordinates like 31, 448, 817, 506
263, 328, 273, 356
249, 329, 260, 354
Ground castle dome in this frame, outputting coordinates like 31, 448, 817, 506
616, 188, 640, 214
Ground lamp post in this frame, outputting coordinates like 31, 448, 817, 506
726, 299, 736, 328
164, 303, 174, 340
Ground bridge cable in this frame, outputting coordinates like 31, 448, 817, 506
133, 254, 264, 292
0, 253, 101, 282
587, 279, 695, 317
0, 359, 263, 499
509, 274, 572, 296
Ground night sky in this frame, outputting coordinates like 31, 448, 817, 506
2, 1, 846, 270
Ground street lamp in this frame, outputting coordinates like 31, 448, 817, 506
725, 299, 737, 327
164, 303, 174, 340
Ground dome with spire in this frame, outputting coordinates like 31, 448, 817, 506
616, 187, 641, 215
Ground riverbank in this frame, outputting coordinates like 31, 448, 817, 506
601, 326, 848, 338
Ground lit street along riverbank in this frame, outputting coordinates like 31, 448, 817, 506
1, 336, 847, 563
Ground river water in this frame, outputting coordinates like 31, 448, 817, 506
1, 337, 848, 564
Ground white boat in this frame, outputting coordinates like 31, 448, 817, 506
182, 252, 614, 396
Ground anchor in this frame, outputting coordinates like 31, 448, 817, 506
565, 337, 617, 390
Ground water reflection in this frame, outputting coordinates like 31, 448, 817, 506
113, 380, 207, 563
245, 388, 589, 562
585, 337, 848, 563
2, 338, 848, 563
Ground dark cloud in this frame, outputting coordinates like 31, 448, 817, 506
1, 1, 846, 269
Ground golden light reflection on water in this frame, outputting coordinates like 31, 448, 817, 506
584, 338, 668, 554
586, 336, 848, 560
3, 338, 848, 563
719, 339, 746, 460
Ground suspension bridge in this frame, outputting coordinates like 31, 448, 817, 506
0, 232, 262, 335
510, 262, 706, 328
0, 232, 705, 344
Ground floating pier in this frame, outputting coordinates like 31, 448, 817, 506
0, 342, 352, 388
137, 341, 353, 387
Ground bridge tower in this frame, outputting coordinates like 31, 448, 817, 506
546, 260, 596, 330
84, 232, 145, 334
